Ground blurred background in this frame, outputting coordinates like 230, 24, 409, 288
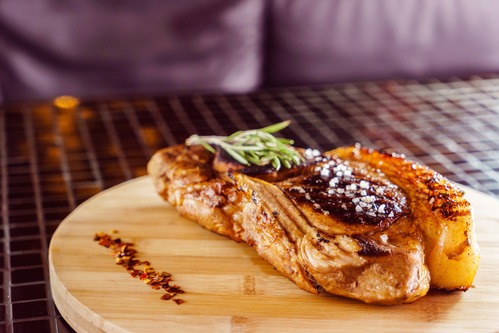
2, 0, 499, 104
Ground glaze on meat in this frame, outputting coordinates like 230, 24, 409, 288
147, 144, 480, 304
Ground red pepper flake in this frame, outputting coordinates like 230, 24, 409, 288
94, 231, 185, 304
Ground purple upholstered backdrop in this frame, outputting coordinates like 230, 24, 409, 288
1, 0, 499, 103
267, 0, 499, 86
0, 0, 265, 102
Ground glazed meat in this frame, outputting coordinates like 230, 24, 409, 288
147, 144, 480, 304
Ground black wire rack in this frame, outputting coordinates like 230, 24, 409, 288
1, 76, 499, 332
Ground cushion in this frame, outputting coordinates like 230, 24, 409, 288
0, 0, 265, 102
267, 0, 499, 86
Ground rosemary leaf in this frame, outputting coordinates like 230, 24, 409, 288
184, 121, 304, 170
276, 161, 285, 168
259, 120, 291, 134
221, 144, 250, 165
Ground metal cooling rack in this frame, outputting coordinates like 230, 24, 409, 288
1, 76, 499, 332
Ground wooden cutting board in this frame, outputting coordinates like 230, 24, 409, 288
49, 176, 499, 333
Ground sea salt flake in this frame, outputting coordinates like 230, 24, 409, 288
360, 180, 369, 189
361, 196, 374, 203
380, 234, 388, 243
320, 168, 330, 177
334, 164, 347, 172
377, 204, 386, 214
305, 148, 321, 158
329, 177, 339, 187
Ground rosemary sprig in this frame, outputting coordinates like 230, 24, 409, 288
185, 121, 304, 170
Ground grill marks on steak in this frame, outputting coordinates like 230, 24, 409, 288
147, 144, 478, 304
232, 170, 429, 304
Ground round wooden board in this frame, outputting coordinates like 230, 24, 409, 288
49, 176, 499, 333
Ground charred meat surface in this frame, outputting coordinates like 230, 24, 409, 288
147, 144, 479, 304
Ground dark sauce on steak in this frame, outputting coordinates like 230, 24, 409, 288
281, 155, 408, 227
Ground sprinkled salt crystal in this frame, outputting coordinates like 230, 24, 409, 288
305, 148, 321, 158
361, 195, 374, 203
327, 188, 335, 195
360, 180, 369, 189
388, 211, 394, 218
320, 168, 330, 177
305, 193, 311, 201
360, 190, 367, 196
329, 177, 339, 187
376, 187, 384, 195
352, 198, 360, 204
336, 188, 345, 194
347, 184, 357, 191
380, 234, 388, 243
313, 203, 321, 210
342, 203, 348, 210
429, 197, 435, 205
355, 205, 363, 213
377, 204, 386, 214
334, 164, 346, 172
366, 211, 376, 217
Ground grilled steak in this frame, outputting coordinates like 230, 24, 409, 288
147, 144, 479, 304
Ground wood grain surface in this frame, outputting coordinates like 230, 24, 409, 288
49, 176, 499, 333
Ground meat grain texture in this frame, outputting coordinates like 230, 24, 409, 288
147, 144, 479, 305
